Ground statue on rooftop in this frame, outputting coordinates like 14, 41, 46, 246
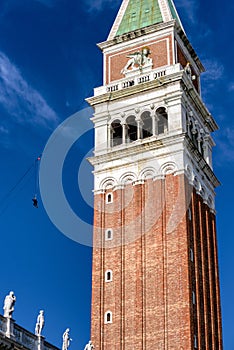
35, 310, 45, 336
185, 62, 192, 78
3, 291, 16, 318
84, 340, 95, 350
121, 47, 153, 74
62, 328, 72, 350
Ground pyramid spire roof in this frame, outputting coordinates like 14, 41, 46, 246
108, 0, 184, 40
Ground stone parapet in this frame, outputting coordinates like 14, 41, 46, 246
0, 315, 59, 350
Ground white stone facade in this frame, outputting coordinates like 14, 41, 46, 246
87, 21, 219, 213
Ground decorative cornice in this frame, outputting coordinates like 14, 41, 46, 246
86, 70, 183, 106
88, 135, 175, 166
181, 73, 218, 132
184, 135, 220, 188
87, 68, 217, 134
133, 180, 145, 186
93, 189, 105, 195
98, 20, 176, 51
175, 24, 205, 73
92, 163, 217, 208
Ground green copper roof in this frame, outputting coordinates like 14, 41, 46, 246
116, 0, 163, 36
167, 0, 180, 24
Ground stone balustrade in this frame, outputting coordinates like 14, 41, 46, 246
93, 63, 182, 96
0, 314, 59, 350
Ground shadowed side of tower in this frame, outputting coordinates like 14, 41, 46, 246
87, 1, 223, 349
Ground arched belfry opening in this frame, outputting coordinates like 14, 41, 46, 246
111, 119, 122, 146
126, 115, 137, 142
156, 107, 168, 134
141, 111, 153, 139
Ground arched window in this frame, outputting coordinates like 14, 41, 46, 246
105, 270, 113, 282
141, 111, 152, 139
111, 120, 122, 147
156, 107, 168, 134
105, 229, 113, 241
106, 192, 113, 204
192, 291, 196, 305
190, 248, 194, 262
188, 208, 192, 221
104, 311, 112, 324
194, 335, 198, 349
126, 115, 137, 142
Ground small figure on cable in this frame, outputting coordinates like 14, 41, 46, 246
32, 196, 38, 208
32, 155, 41, 208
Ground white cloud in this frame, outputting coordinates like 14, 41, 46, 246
228, 82, 234, 91
0, 52, 58, 129
0, 126, 9, 134
199, 59, 224, 104
216, 127, 234, 163
202, 59, 224, 82
225, 128, 234, 145
200, 59, 224, 101
175, 0, 198, 24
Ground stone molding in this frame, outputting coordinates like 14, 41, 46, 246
93, 162, 216, 212
100, 21, 177, 50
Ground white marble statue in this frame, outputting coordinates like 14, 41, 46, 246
121, 47, 152, 74
62, 328, 72, 350
84, 340, 95, 350
35, 310, 45, 336
185, 62, 192, 79
3, 291, 16, 318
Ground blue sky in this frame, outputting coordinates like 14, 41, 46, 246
0, 0, 233, 349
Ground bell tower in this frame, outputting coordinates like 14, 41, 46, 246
87, 0, 223, 349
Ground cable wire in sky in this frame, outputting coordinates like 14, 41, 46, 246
0, 156, 41, 217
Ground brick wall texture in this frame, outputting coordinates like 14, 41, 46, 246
105, 35, 199, 93
91, 174, 223, 350
105, 35, 173, 84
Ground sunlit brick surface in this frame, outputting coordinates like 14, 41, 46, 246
91, 175, 223, 350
